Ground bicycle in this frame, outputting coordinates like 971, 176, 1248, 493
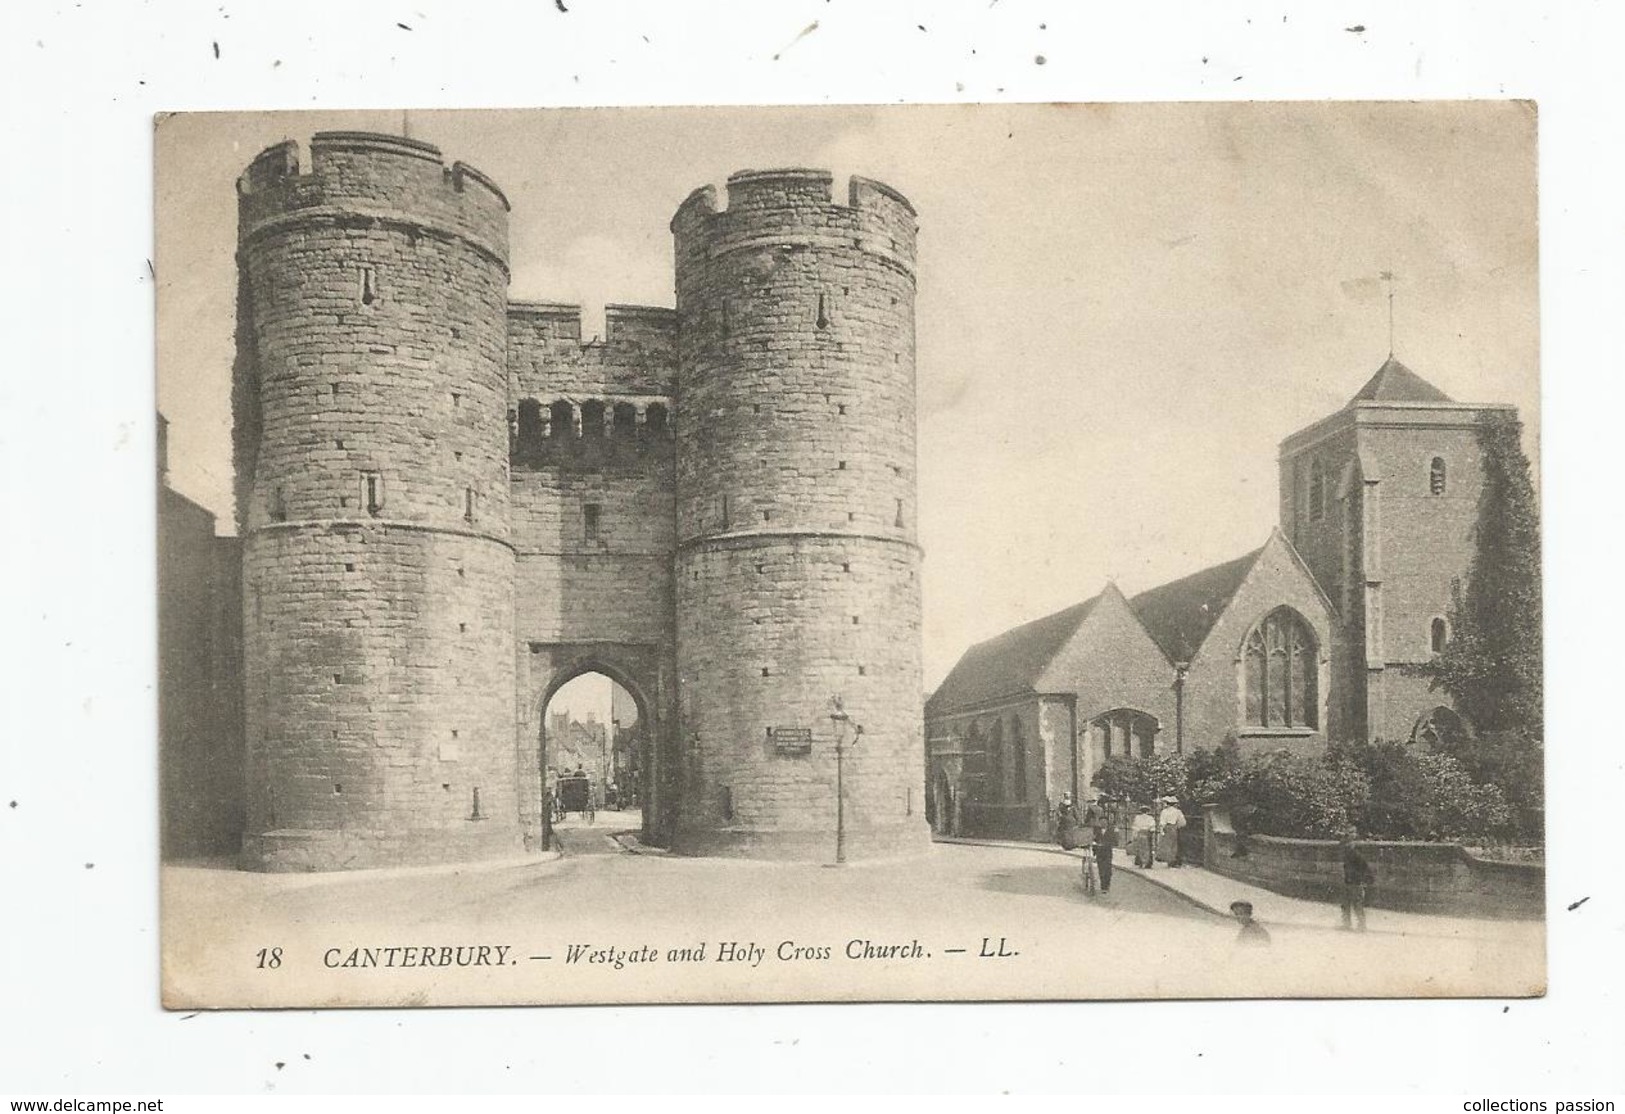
1079, 845, 1099, 897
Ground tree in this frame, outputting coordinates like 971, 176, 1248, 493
1424, 410, 1543, 739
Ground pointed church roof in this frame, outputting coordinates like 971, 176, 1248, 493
926, 594, 1102, 717
1349, 356, 1453, 404
1128, 548, 1262, 664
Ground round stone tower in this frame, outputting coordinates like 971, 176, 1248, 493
670, 169, 931, 860
233, 132, 522, 871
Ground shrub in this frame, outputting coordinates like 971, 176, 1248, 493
1328, 739, 1434, 839
1085, 738, 1519, 844
1430, 727, 1543, 842
1185, 740, 1245, 804
1327, 738, 1519, 842
1411, 750, 1516, 841
1091, 753, 1188, 804
1240, 749, 1368, 839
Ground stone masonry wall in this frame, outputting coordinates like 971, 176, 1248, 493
924, 699, 1051, 841
676, 536, 925, 857
506, 296, 679, 847
158, 488, 245, 859
1040, 586, 1178, 779
1360, 417, 1489, 742
508, 302, 677, 399
235, 133, 522, 871
241, 526, 520, 869
671, 171, 930, 859
1039, 699, 1078, 810
1280, 404, 1507, 743
1205, 828, 1544, 918
1280, 419, 1367, 739
1177, 535, 1338, 755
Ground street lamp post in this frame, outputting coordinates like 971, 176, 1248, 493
830, 696, 863, 865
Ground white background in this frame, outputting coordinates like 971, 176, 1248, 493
2, 0, 1622, 1095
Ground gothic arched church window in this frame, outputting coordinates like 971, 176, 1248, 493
1241, 607, 1318, 729
1430, 456, 1447, 495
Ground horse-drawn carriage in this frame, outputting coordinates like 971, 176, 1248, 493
554, 771, 595, 824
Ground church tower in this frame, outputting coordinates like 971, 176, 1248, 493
1278, 357, 1517, 744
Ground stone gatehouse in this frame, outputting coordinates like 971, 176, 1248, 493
174, 131, 932, 870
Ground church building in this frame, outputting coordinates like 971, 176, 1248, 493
925, 359, 1513, 841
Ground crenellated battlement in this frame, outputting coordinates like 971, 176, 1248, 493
671, 168, 917, 275
507, 300, 677, 404
228, 141, 925, 869
236, 131, 509, 269
508, 300, 586, 341
605, 303, 679, 347
507, 301, 677, 348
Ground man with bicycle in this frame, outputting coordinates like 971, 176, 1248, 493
1082, 792, 1116, 894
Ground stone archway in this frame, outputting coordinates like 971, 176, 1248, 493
520, 641, 672, 851
538, 663, 654, 851
1412, 705, 1469, 749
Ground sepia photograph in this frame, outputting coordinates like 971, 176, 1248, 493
155, 102, 1543, 1010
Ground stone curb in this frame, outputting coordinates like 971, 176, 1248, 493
930, 836, 1472, 938
611, 831, 670, 856
164, 849, 564, 890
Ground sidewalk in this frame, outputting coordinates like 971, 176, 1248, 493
934, 835, 1521, 940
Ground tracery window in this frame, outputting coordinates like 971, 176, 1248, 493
1241, 607, 1318, 729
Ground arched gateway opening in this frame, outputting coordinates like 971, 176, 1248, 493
539, 666, 655, 855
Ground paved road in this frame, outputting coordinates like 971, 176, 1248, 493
550, 811, 635, 857
162, 838, 1543, 1008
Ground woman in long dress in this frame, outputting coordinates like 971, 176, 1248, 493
1131, 805, 1156, 867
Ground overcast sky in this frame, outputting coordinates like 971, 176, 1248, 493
155, 103, 1538, 689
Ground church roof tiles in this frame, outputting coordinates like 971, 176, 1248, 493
1127, 548, 1262, 664
927, 544, 1270, 718
925, 595, 1101, 717
1349, 356, 1453, 404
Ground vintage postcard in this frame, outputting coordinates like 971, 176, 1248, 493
156, 103, 1544, 1008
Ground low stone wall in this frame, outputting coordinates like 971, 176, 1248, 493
1202, 828, 1544, 918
